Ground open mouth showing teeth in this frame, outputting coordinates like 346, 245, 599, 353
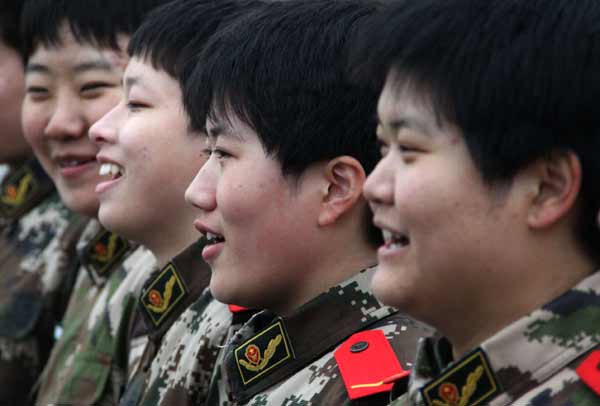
382, 230, 410, 247
205, 232, 225, 245
99, 163, 124, 180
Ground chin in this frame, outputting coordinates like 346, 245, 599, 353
209, 274, 251, 308
97, 208, 130, 238
371, 270, 406, 308
60, 192, 99, 218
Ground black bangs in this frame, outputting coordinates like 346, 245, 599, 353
21, 0, 171, 61
127, 0, 262, 81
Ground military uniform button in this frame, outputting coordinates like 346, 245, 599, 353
350, 341, 369, 353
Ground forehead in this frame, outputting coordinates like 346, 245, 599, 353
377, 78, 433, 125
124, 57, 182, 100
26, 25, 128, 75
206, 111, 254, 143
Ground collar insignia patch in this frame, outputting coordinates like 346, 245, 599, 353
84, 230, 130, 276
421, 348, 500, 406
140, 263, 187, 327
0, 165, 39, 218
234, 320, 294, 386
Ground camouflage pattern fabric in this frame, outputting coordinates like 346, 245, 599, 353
119, 239, 232, 406
396, 271, 600, 406
130, 290, 234, 406
213, 267, 432, 406
0, 160, 86, 405
35, 220, 157, 406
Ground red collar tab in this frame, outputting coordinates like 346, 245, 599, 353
334, 329, 408, 400
576, 350, 600, 396
229, 304, 250, 313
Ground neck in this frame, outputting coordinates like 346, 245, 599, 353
275, 234, 377, 316
444, 244, 595, 359
143, 212, 200, 267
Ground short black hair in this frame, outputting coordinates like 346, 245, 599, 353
184, 0, 384, 246
128, 0, 262, 83
21, 0, 172, 61
185, 0, 382, 176
0, 0, 24, 51
358, 0, 600, 263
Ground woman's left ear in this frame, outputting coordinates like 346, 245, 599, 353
527, 151, 582, 229
318, 156, 366, 226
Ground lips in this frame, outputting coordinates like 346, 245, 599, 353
194, 220, 226, 262
53, 154, 98, 178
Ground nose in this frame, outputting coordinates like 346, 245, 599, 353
90, 103, 122, 146
363, 155, 395, 208
44, 92, 86, 140
185, 158, 218, 212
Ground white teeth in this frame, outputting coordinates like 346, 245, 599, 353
381, 229, 409, 246
99, 163, 123, 177
205, 232, 224, 244
382, 230, 393, 243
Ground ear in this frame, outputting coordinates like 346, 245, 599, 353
318, 156, 366, 226
527, 151, 581, 229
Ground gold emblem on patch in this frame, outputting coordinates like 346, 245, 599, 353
141, 264, 187, 327
0, 167, 38, 218
239, 335, 283, 372
235, 321, 293, 385
84, 230, 130, 275
421, 348, 500, 406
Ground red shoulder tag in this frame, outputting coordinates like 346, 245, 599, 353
334, 329, 409, 400
228, 304, 250, 313
576, 350, 600, 396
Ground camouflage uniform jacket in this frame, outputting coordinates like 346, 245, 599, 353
36, 220, 157, 406
120, 239, 234, 406
0, 160, 86, 405
393, 270, 600, 406
213, 267, 432, 406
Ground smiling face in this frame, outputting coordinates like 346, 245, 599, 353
21, 25, 128, 217
0, 39, 30, 164
89, 57, 206, 249
185, 114, 323, 309
363, 80, 524, 322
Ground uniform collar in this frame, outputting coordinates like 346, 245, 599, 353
77, 220, 137, 286
223, 266, 398, 403
0, 159, 54, 225
408, 271, 600, 406
138, 239, 212, 340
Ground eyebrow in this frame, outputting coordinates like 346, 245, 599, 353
73, 60, 115, 74
26, 59, 116, 75
378, 116, 431, 137
206, 122, 244, 141
25, 63, 50, 74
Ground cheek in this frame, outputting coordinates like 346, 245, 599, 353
21, 105, 49, 150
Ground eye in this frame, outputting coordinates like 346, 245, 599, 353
126, 101, 149, 112
80, 82, 116, 99
25, 86, 50, 101
81, 82, 113, 92
212, 148, 231, 160
398, 144, 419, 153
202, 146, 231, 160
